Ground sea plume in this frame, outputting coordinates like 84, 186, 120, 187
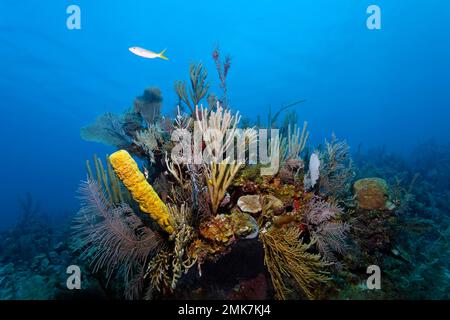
303, 197, 350, 264
260, 226, 329, 299
72, 179, 162, 299
318, 134, 355, 199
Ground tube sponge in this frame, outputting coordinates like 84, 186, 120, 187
109, 150, 174, 234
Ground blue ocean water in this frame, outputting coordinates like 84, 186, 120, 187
0, 0, 449, 230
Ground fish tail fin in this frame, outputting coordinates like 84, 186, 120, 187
158, 49, 169, 60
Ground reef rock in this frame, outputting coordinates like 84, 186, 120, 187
353, 178, 392, 210
237, 195, 262, 214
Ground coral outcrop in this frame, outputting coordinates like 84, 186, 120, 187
73, 48, 448, 301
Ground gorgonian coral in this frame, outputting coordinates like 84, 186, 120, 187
318, 134, 355, 200
80, 113, 132, 149
134, 87, 163, 124
196, 104, 257, 214
175, 63, 210, 114
303, 197, 350, 264
260, 225, 329, 300
144, 203, 196, 296
133, 124, 164, 163
72, 179, 162, 299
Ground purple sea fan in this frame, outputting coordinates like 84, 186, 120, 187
303, 197, 350, 264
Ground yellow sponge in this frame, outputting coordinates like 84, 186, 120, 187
109, 150, 174, 234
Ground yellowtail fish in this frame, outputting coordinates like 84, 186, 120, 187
129, 47, 169, 60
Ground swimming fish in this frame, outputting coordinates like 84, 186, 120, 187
129, 47, 169, 60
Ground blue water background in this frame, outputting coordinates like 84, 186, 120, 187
0, 0, 449, 228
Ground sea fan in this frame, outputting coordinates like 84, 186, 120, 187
72, 179, 162, 299
80, 113, 132, 148
304, 197, 350, 264
134, 87, 163, 124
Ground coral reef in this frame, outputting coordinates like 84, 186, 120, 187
144, 203, 196, 295
279, 158, 304, 184
199, 214, 236, 246
0, 193, 106, 299
68, 50, 449, 301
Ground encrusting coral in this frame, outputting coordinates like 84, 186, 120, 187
109, 149, 175, 234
